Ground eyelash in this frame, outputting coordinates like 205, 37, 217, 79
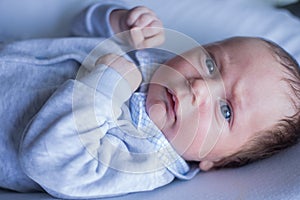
219, 100, 233, 123
205, 58, 216, 75
205, 54, 233, 123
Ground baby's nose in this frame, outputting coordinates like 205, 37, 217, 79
188, 78, 211, 106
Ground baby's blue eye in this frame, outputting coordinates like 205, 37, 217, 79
220, 101, 232, 122
205, 58, 216, 75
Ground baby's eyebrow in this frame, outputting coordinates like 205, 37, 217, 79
229, 79, 247, 131
213, 46, 243, 130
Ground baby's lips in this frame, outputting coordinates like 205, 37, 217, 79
148, 103, 167, 130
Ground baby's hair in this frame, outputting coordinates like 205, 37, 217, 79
213, 38, 300, 169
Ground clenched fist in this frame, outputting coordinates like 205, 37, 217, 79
110, 6, 165, 49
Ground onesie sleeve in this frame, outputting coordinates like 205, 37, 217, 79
19, 62, 174, 198
71, 3, 127, 38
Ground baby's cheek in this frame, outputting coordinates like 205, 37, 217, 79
198, 115, 225, 159
179, 109, 211, 158
147, 103, 167, 130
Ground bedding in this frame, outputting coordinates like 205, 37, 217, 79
0, 0, 299, 199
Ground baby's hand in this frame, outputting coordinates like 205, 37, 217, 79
96, 54, 142, 92
110, 6, 165, 49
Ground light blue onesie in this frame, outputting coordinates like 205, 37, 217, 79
0, 2, 199, 199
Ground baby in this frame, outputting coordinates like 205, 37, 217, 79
145, 37, 300, 171
0, 2, 299, 199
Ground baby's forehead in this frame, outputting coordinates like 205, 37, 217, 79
232, 79, 293, 141
205, 37, 270, 55
218, 39, 294, 126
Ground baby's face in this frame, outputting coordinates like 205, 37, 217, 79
146, 37, 294, 165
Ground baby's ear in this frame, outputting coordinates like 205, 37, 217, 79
199, 160, 214, 171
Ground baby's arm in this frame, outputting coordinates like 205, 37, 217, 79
95, 53, 142, 92
71, 3, 125, 38
18, 58, 171, 198
72, 3, 164, 48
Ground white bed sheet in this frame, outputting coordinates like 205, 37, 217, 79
0, 0, 299, 199
0, 143, 299, 200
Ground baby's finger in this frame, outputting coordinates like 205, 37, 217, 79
126, 6, 155, 27
142, 32, 165, 48
133, 13, 155, 28
129, 27, 145, 48
142, 20, 163, 38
